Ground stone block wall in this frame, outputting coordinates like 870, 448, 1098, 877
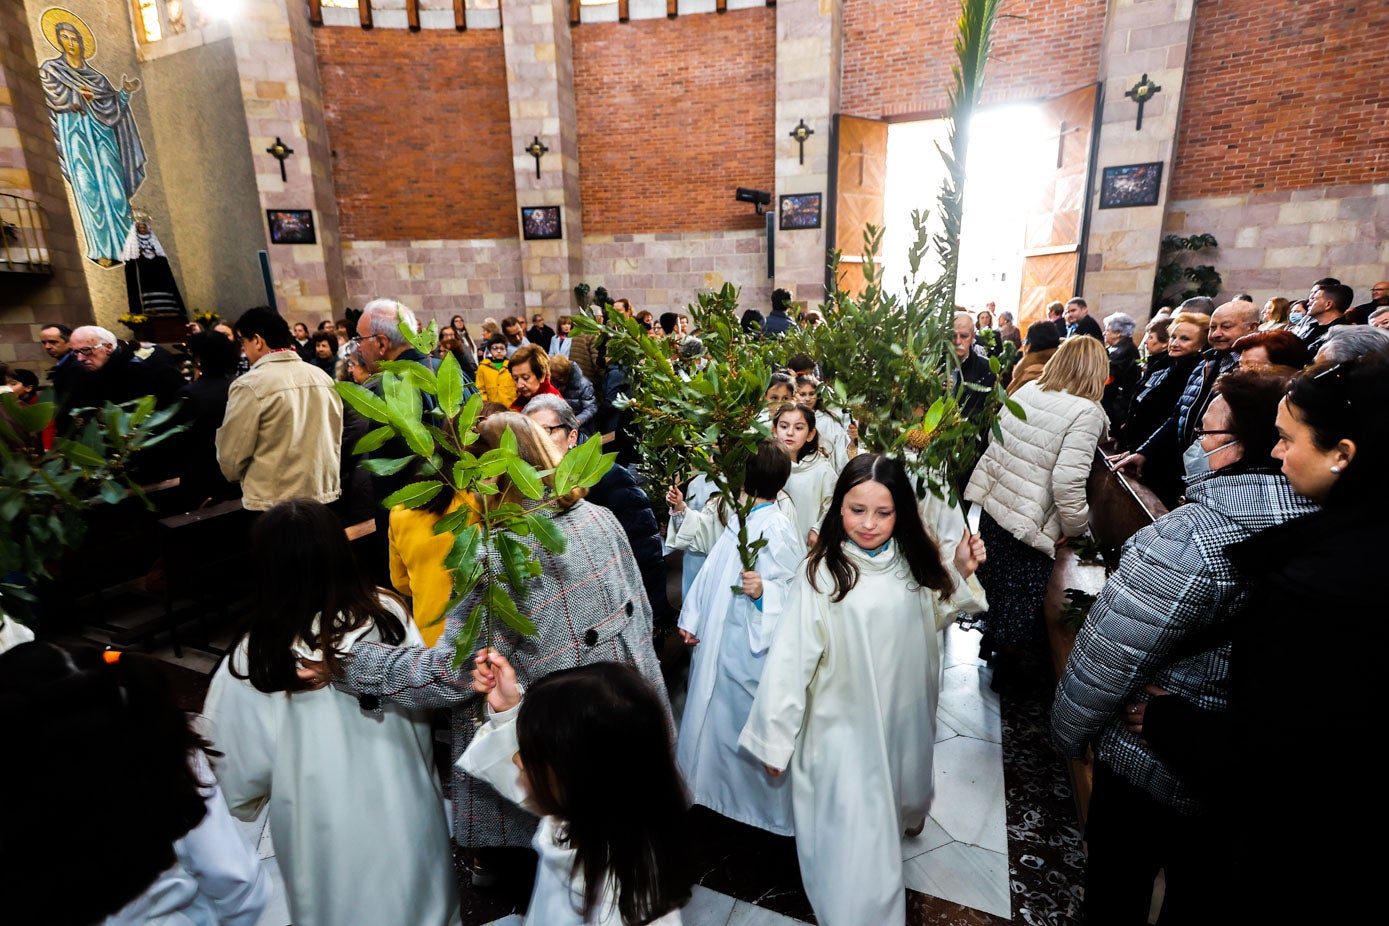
1163, 184, 1389, 304
580, 229, 771, 318
1173, 0, 1389, 198
841, 0, 1109, 117
340, 238, 525, 323
571, 8, 775, 235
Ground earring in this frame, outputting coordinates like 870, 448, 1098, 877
1330, 465, 1342, 473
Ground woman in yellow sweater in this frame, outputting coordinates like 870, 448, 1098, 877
388, 490, 468, 646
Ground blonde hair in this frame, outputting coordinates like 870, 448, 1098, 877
1169, 311, 1211, 350
1036, 335, 1108, 401
475, 412, 585, 509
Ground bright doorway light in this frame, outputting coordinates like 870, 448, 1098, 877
882, 104, 1048, 318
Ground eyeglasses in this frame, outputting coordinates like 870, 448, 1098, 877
1192, 428, 1235, 439
541, 424, 571, 436
72, 345, 107, 357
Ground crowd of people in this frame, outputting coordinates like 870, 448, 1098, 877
3, 275, 1386, 925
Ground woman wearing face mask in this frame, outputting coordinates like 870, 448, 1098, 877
1052, 369, 1316, 925
1284, 298, 1308, 328
1129, 353, 1388, 921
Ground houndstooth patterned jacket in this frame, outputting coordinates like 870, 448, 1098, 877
343, 499, 668, 848
1050, 467, 1318, 814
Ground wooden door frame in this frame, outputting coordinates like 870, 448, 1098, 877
1073, 81, 1105, 297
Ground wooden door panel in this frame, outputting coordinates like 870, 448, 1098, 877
829, 114, 889, 298
1018, 83, 1100, 329
1019, 252, 1079, 330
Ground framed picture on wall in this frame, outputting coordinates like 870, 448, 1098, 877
1099, 163, 1164, 209
521, 206, 562, 240
266, 209, 316, 245
779, 193, 822, 230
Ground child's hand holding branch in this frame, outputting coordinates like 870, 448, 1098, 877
953, 527, 986, 580
471, 648, 523, 714
740, 570, 763, 601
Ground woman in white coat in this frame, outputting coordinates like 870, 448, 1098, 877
740, 454, 986, 926
202, 500, 460, 926
964, 335, 1109, 684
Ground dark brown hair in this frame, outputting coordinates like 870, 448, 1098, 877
1211, 369, 1292, 468
806, 454, 953, 602
516, 662, 692, 923
233, 499, 405, 692
0, 644, 215, 924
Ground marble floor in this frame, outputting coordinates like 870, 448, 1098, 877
219, 624, 1037, 926
47, 565, 1086, 925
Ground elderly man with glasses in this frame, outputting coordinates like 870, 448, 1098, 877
62, 325, 183, 418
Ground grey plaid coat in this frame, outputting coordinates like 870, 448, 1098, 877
1050, 468, 1317, 813
343, 499, 668, 847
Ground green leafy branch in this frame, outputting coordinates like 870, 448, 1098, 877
572, 283, 776, 583
335, 317, 615, 666
0, 393, 185, 615
1059, 587, 1098, 633
807, 0, 1016, 503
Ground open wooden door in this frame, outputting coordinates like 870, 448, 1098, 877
827, 114, 889, 300
1017, 84, 1101, 331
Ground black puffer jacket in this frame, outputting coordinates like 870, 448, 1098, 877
1143, 501, 1382, 919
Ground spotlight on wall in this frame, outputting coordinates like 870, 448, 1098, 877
736, 187, 772, 216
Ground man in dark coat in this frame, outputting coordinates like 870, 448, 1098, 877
62, 324, 186, 479
63, 324, 184, 416
1064, 297, 1105, 341
525, 313, 554, 353
763, 288, 799, 337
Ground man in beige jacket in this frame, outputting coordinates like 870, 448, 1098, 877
216, 307, 343, 511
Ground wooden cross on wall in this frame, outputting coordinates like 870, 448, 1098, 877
1124, 74, 1162, 131
1042, 121, 1083, 169
841, 143, 871, 185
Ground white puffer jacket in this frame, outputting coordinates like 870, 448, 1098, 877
964, 381, 1108, 556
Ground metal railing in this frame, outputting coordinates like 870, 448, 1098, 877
1, 192, 52, 273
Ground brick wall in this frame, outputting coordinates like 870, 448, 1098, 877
841, 0, 1109, 118
1171, 0, 1389, 198
572, 8, 776, 236
314, 26, 518, 241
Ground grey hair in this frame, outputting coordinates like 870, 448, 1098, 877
522, 393, 578, 431
1315, 325, 1389, 364
359, 298, 419, 349
998, 311, 1015, 324
71, 325, 117, 347
1369, 306, 1389, 323
1179, 296, 1216, 314
1102, 312, 1137, 338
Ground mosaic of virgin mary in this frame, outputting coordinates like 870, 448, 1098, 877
38, 8, 147, 267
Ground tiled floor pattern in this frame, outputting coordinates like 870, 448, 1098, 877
50, 576, 1082, 924
209, 624, 1023, 926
